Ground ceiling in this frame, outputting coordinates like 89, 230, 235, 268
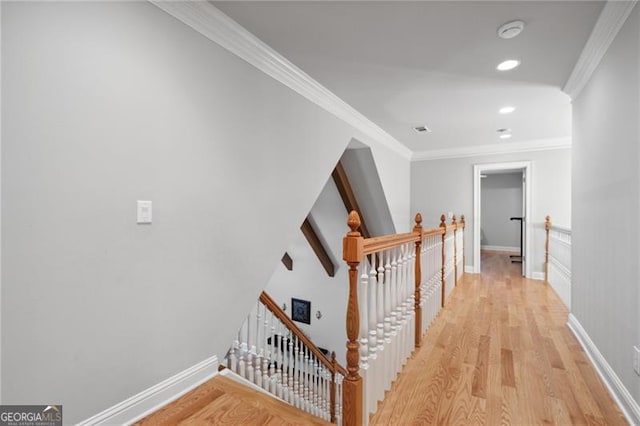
214, 1, 604, 154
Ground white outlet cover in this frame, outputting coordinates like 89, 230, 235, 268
137, 200, 152, 224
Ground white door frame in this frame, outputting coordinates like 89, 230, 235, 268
473, 161, 532, 278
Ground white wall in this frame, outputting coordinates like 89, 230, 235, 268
1, 2, 410, 422
264, 177, 349, 364
410, 148, 571, 275
572, 4, 639, 407
481, 173, 523, 249
341, 147, 396, 236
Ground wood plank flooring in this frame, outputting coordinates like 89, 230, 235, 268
134, 374, 330, 425
370, 251, 628, 426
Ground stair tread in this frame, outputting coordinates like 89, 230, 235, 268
134, 374, 330, 425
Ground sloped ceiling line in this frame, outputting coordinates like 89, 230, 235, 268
149, 0, 412, 160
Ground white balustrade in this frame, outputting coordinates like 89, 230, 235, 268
444, 228, 455, 300
226, 292, 344, 424
547, 223, 572, 309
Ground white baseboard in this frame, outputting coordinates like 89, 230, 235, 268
464, 265, 476, 274
530, 271, 545, 281
567, 314, 640, 425
77, 355, 219, 425
481, 245, 520, 253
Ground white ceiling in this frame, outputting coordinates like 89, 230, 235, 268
214, 1, 604, 154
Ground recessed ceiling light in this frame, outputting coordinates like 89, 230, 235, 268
413, 125, 432, 134
498, 20, 525, 39
499, 106, 516, 114
497, 59, 520, 71
499, 134, 513, 139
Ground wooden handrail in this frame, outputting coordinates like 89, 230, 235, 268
259, 291, 347, 377
363, 232, 419, 255
422, 227, 445, 238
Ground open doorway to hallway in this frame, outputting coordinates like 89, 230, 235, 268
473, 161, 532, 277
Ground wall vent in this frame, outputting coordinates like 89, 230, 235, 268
413, 125, 432, 133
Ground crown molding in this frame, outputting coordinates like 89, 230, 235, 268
411, 137, 571, 162
563, 1, 638, 100
149, 0, 412, 160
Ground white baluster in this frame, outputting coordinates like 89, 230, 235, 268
287, 335, 294, 404
277, 322, 285, 399
389, 247, 399, 379
376, 253, 385, 380
305, 348, 311, 413
359, 263, 369, 369
293, 337, 301, 408
383, 250, 392, 389
368, 262, 378, 362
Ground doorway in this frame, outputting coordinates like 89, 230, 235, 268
473, 161, 532, 277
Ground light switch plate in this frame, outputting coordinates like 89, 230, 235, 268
137, 200, 152, 224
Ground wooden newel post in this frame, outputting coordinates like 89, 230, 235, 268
330, 351, 337, 423
440, 214, 447, 307
342, 211, 363, 426
452, 215, 458, 287
413, 213, 423, 348
545, 216, 551, 283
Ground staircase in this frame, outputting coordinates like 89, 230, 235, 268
133, 210, 466, 426
133, 371, 330, 425
223, 210, 466, 425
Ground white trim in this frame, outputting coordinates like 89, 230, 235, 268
0, 0, 3, 405
550, 224, 572, 234
219, 368, 271, 396
149, 0, 411, 160
473, 161, 532, 279
547, 262, 571, 309
481, 245, 519, 254
564, 1, 638, 100
567, 314, 640, 425
412, 137, 571, 162
549, 255, 572, 279
464, 265, 476, 274
530, 272, 545, 281
77, 355, 219, 425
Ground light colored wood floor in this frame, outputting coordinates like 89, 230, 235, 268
370, 251, 628, 425
134, 374, 330, 425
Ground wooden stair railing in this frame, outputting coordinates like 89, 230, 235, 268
226, 290, 347, 424
342, 211, 465, 425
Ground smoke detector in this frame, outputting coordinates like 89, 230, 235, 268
498, 20, 525, 39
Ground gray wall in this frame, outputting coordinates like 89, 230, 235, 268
411, 148, 571, 275
265, 177, 349, 363
1, 2, 410, 422
481, 173, 523, 249
572, 4, 639, 405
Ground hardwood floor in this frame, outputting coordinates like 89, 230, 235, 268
370, 251, 627, 426
134, 374, 329, 425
